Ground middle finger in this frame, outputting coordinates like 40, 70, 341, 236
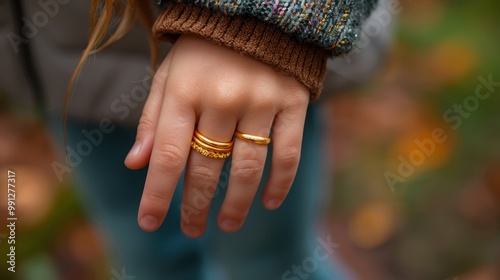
181, 110, 236, 237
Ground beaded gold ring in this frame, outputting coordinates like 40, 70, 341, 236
190, 129, 233, 159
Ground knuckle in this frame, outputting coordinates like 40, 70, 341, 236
207, 79, 250, 110
213, 92, 241, 110
188, 165, 219, 187
153, 143, 185, 171
170, 80, 193, 94
153, 69, 168, 84
167, 80, 198, 104
231, 158, 263, 182
284, 89, 309, 108
277, 147, 301, 170
251, 94, 276, 110
286, 98, 308, 112
137, 114, 155, 136
213, 76, 239, 94
143, 189, 171, 206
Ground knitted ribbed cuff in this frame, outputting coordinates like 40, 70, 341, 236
153, 2, 330, 99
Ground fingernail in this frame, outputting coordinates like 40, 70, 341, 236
140, 215, 158, 231
220, 219, 240, 232
266, 199, 281, 210
183, 226, 201, 238
126, 141, 142, 160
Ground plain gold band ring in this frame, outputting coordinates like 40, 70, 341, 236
234, 131, 271, 145
192, 135, 233, 152
194, 130, 234, 149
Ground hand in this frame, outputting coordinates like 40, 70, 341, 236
125, 34, 309, 238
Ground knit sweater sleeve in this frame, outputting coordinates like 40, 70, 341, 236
153, 0, 378, 99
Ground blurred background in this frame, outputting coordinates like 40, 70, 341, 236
1, 0, 499, 279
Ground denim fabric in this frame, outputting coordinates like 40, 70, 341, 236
46, 104, 351, 280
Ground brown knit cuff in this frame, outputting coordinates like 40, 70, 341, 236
153, 2, 330, 99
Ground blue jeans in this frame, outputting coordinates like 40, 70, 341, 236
47, 104, 351, 280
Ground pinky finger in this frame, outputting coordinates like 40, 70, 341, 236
262, 106, 307, 210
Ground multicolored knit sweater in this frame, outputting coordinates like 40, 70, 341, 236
155, 0, 378, 98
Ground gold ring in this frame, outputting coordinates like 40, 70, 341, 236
192, 136, 233, 152
190, 129, 233, 159
190, 141, 231, 159
194, 130, 234, 149
234, 131, 271, 145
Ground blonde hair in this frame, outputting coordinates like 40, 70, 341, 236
64, 0, 157, 148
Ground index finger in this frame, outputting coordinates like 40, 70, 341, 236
137, 93, 196, 232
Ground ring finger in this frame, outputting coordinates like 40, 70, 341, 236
217, 112, 274, 232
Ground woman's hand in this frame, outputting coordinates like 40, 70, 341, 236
124, 34, 309, 238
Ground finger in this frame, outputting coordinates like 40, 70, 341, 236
262, 105, 307, 210
137, 93, 196, 232
217, 112, 274, 232
125, 54, 173, 169
181, 111, 236, 238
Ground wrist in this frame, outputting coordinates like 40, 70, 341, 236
154, 2, 329, 99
